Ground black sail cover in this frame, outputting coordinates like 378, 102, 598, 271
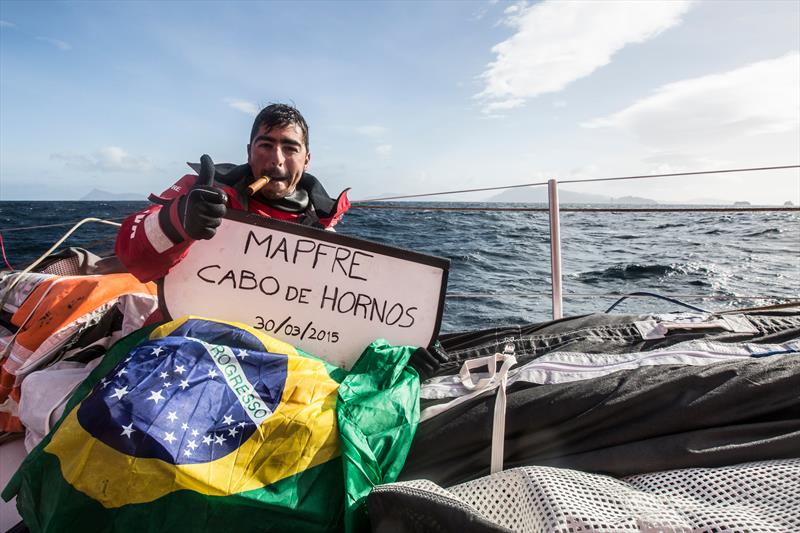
371, 307, 800, 532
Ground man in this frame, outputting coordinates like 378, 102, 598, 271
116, 104, 350, 283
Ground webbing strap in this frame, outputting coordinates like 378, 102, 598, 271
420, 346, 517, 473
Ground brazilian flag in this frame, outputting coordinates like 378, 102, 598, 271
3, 317, 419, 532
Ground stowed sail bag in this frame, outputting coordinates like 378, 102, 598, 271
3, 317, 420, 532
0, 272, 158, 433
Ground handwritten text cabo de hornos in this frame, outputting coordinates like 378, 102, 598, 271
193, 230, 418, 329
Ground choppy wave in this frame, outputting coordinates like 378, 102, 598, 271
655, 223, 686, 229
743, 228, 782, 237
574, 262, 715, 284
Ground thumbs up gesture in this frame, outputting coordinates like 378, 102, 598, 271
179, 154, 228, 240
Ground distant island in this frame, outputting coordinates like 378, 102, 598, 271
612, 196, 658, 205
488, 187, 659, 204
80, 189, 144, 201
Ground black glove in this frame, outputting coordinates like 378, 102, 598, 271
178, 154, 228, 240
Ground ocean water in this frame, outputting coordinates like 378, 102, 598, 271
1, 201, 798, 333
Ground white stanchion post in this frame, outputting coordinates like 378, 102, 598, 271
548, 179, 563, 320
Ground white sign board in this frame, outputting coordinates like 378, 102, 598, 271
160, 210, 449, 369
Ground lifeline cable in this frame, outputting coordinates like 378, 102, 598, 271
0, 218, 122, 313
0, 217, 127, 233
354, 164, 800, 202
446, 292, 790, 300
351, 205, 800, 212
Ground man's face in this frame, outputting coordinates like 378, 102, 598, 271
247, 123, 310, 200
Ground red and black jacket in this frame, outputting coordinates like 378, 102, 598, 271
115, 163, 350, 283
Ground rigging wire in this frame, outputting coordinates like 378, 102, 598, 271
558, 165, 800, 185
351, 205, 800, 212
353, 164, 800, 202
445, 293, 793, 300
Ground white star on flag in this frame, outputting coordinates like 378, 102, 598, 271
147, 389, 165, 404
202, 435, 213, 445
191, 428, 199, 437
110, 386, 129, 400
163, 381, 172, 388
214, 434, 226, 446
159, 371, 169, 379
175, 364, 186, 375
208, 368, 218, 379
164, 431, 176, 444
116, 368, 128, 378
228, 427, 239, 437
151, 346, 165, 357
120, 423, 135, 438
187, 440, 198, 450
166, 411, 178, 423
222, 414, 234, 425
179, 379, 190, 390
181, 422, 189, 431
99, 378, 110, 389
237, 421, 247, 428
184, 449, 193, 457
236, 349, 249, 359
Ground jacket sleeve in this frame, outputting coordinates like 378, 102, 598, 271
318, 189, 351, 229
114, 175, 198, 282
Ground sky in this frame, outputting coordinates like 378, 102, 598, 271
1, 0, 799, 203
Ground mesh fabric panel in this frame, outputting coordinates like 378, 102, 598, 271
39, 256, 82, 276
375, 459, 799, 532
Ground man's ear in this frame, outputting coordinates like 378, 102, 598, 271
246, 143, 251, 161
304, 151, 311, 170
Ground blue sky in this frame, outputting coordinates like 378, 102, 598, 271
1, 0, 798, 203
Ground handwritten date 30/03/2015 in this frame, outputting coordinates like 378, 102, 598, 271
253, 315, 340, 343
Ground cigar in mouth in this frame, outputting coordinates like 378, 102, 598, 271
247, 176, 271, 196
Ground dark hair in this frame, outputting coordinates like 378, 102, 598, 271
249, 103, 309, 151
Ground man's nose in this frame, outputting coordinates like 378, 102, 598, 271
268, 146, 285, 167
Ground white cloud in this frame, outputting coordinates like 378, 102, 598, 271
483, 98, 525, 113
224, 98, 258, 116
51, 146, 153, 173
376, 144, 393, 157
0, 20, 15, 28
582, 52, 800, 148
356, 125, 388, 137
576, 52, 800, 203
477, 0, 692, 113
503, 2, 526, 16
36, 37, 71, 51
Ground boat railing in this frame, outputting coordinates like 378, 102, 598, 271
1, 164, 798, 319
350, 164, 800, 319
